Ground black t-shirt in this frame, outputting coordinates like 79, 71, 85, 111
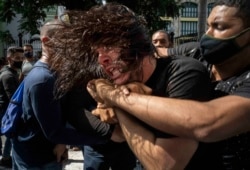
146, 56, 212, 100
61, 86, 113, 141
210, 68, 250, 170
193, 50, 250, 169
0, 66, 19, 114
171, 42, 250, 169
144, 57, 223, 170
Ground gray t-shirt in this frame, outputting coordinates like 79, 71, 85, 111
21, 60, 36, 77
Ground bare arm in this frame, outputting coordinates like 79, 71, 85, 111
112, 93, 250, 142
115, 108, 198, 170
88, 79, 198, 169
155, 42, 200, 58
87, 79, 250, 142
53, 144, 68, 163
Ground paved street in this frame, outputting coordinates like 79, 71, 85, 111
0, 140, 84, 170
0, 149, 84, 170
63, 149, 84, 170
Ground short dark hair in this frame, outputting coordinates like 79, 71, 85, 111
7, 46, 24, 58
23, 44, 33, 49
214, 0, 250, 27
152, 30, 171, 42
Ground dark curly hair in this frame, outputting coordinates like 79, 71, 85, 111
42, 16, 101, 99
44, 3, 154, 98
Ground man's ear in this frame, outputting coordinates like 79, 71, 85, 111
41, 36, 50, 43
6, 56, 13, 65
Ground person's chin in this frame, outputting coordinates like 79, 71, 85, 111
113, 79, 126, 85
113, 76, 129, 85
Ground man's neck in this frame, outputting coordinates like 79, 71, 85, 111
212, 49, 250, 81
39, 55, 48, 63
25, 57, 34, 62
8, 64, 19, 72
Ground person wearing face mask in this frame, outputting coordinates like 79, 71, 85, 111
10, 19, 126, 170
19, 44, 37, 82
88, 0, 250, 169
84, 3, 216, 170
0, 46, 24, 168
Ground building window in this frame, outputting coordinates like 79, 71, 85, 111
181, 21, 197, 35
207, 3, 214, 16
181, 2, 198, 18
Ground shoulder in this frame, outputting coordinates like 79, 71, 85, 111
23, 60, 36, 66
156, 57, 212, 100
0, 66, 11, 74
167, 41, 200, 57
0, 66, 16, 79
25, 62, 55, 87
216, 69, 250, 98
167, 56, 208, 73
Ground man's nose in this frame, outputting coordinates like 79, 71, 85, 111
205, 27, 214, 36
98, 53, 111, 66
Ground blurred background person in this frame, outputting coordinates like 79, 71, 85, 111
152, 30, 173, 48
19, 44, 37, 82
0, 46, 24, 168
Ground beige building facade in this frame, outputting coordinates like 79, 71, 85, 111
162, 0, 216, 44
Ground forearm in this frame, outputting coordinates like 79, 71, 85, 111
107, 93, 199, 139
115, 109, 177, 170
67, 109, 113, 139
107, 93, 250, 142
156, 42, 200, 57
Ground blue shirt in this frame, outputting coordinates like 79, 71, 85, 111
12, 61, 106, 167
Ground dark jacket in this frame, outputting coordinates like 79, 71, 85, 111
0, 65, 19, 114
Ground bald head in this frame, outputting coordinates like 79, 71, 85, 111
40, 20, 62, 38
40, 20, 64, 60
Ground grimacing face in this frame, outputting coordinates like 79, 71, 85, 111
97, 46, 135, 85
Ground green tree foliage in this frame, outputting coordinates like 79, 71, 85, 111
0, 0, 180, 35
0, 30, 14, 44
112, 0, 181, 33
0, 0, 98, 35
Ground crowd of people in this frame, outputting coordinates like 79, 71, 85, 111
87, 1, 250, 169
0, 47, 24, 168
0, 0, 250, 169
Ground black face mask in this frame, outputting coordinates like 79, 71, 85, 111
24, 52, 33, 58
12, 61, 23, 69
200, 27, 250, 64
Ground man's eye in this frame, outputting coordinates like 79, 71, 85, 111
213, 23, 226, 31
152, 39, 166, 44
217, 26, 226, 31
